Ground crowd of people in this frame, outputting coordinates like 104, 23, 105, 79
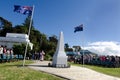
1, 44, 120, 68
68, 52, 120, 68
31, 50, 45, 61
0, 45, 46, 62
0, 45, 14, 61
88, 55, 120, 68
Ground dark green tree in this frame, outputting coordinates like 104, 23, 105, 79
73, 46, 81, 52
49, 35, 58, 44
0, 17, 13, 36
65, 43, 69, 49
64, 43, 73, 51
12, 25, 28, 33
13, 43, 31, 57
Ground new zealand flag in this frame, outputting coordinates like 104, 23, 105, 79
14, 5, 33, 16
74, 24, 83, 33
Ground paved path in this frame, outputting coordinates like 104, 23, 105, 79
28, 61, 120, 80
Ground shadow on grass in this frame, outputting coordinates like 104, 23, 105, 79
19, 64, 49, 67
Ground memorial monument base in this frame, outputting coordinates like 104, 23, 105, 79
48, 62, 70, 68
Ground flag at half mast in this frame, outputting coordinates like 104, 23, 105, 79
14, 5, 33, 16
74, 24, 83, 33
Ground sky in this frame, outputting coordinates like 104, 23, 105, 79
0, 0, 120, 56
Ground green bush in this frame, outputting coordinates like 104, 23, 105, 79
44, 50, 55, 61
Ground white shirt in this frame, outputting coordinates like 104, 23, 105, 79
0, 47, 3, 54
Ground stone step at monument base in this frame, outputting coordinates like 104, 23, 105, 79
48, 63, 71, 68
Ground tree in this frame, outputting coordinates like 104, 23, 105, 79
49, 35, 58, 44
0, 17, 13, 36
65, 43, 69, 49
0, 17, 12, 29
12, 25, 28, 34
47, 35, 58, 56
64, 43, 73, 51
73, 46, 81, 52
13, 43, 31, 57
22, 16, 35, 31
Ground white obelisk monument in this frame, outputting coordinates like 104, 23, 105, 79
52, 31, 68, 68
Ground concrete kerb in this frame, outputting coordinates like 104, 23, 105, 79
37, 69, 72, 80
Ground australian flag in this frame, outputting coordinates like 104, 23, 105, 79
74, 24, 83, 33
14, 5, 33, 16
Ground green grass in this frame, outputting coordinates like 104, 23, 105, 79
0, 60, 63, 80
70, 62, 120, 78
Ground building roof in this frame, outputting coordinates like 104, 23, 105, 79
6, 33, 28, 39
0, 33, 30, 43
66, 50, 96, 56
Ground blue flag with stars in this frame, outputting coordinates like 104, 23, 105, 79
14, 5, 33, 16
74, 24, 83, 33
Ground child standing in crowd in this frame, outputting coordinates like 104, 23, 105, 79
3, 46, 7, 54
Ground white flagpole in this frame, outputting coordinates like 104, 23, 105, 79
23, 5, 35, 66
82, 31, 84, 66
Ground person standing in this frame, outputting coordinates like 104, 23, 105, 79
0, 45, 3, 59
40, 50, 45, 61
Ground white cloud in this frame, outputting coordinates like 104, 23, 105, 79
84, 41, 120, 56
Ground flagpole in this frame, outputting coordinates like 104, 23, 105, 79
23, 5, 35, 66
82, 31, 84, 67
74, 24, 84, 65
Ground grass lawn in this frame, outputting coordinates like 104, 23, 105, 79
70, 62, 120, 78
0, 60, 63, 80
